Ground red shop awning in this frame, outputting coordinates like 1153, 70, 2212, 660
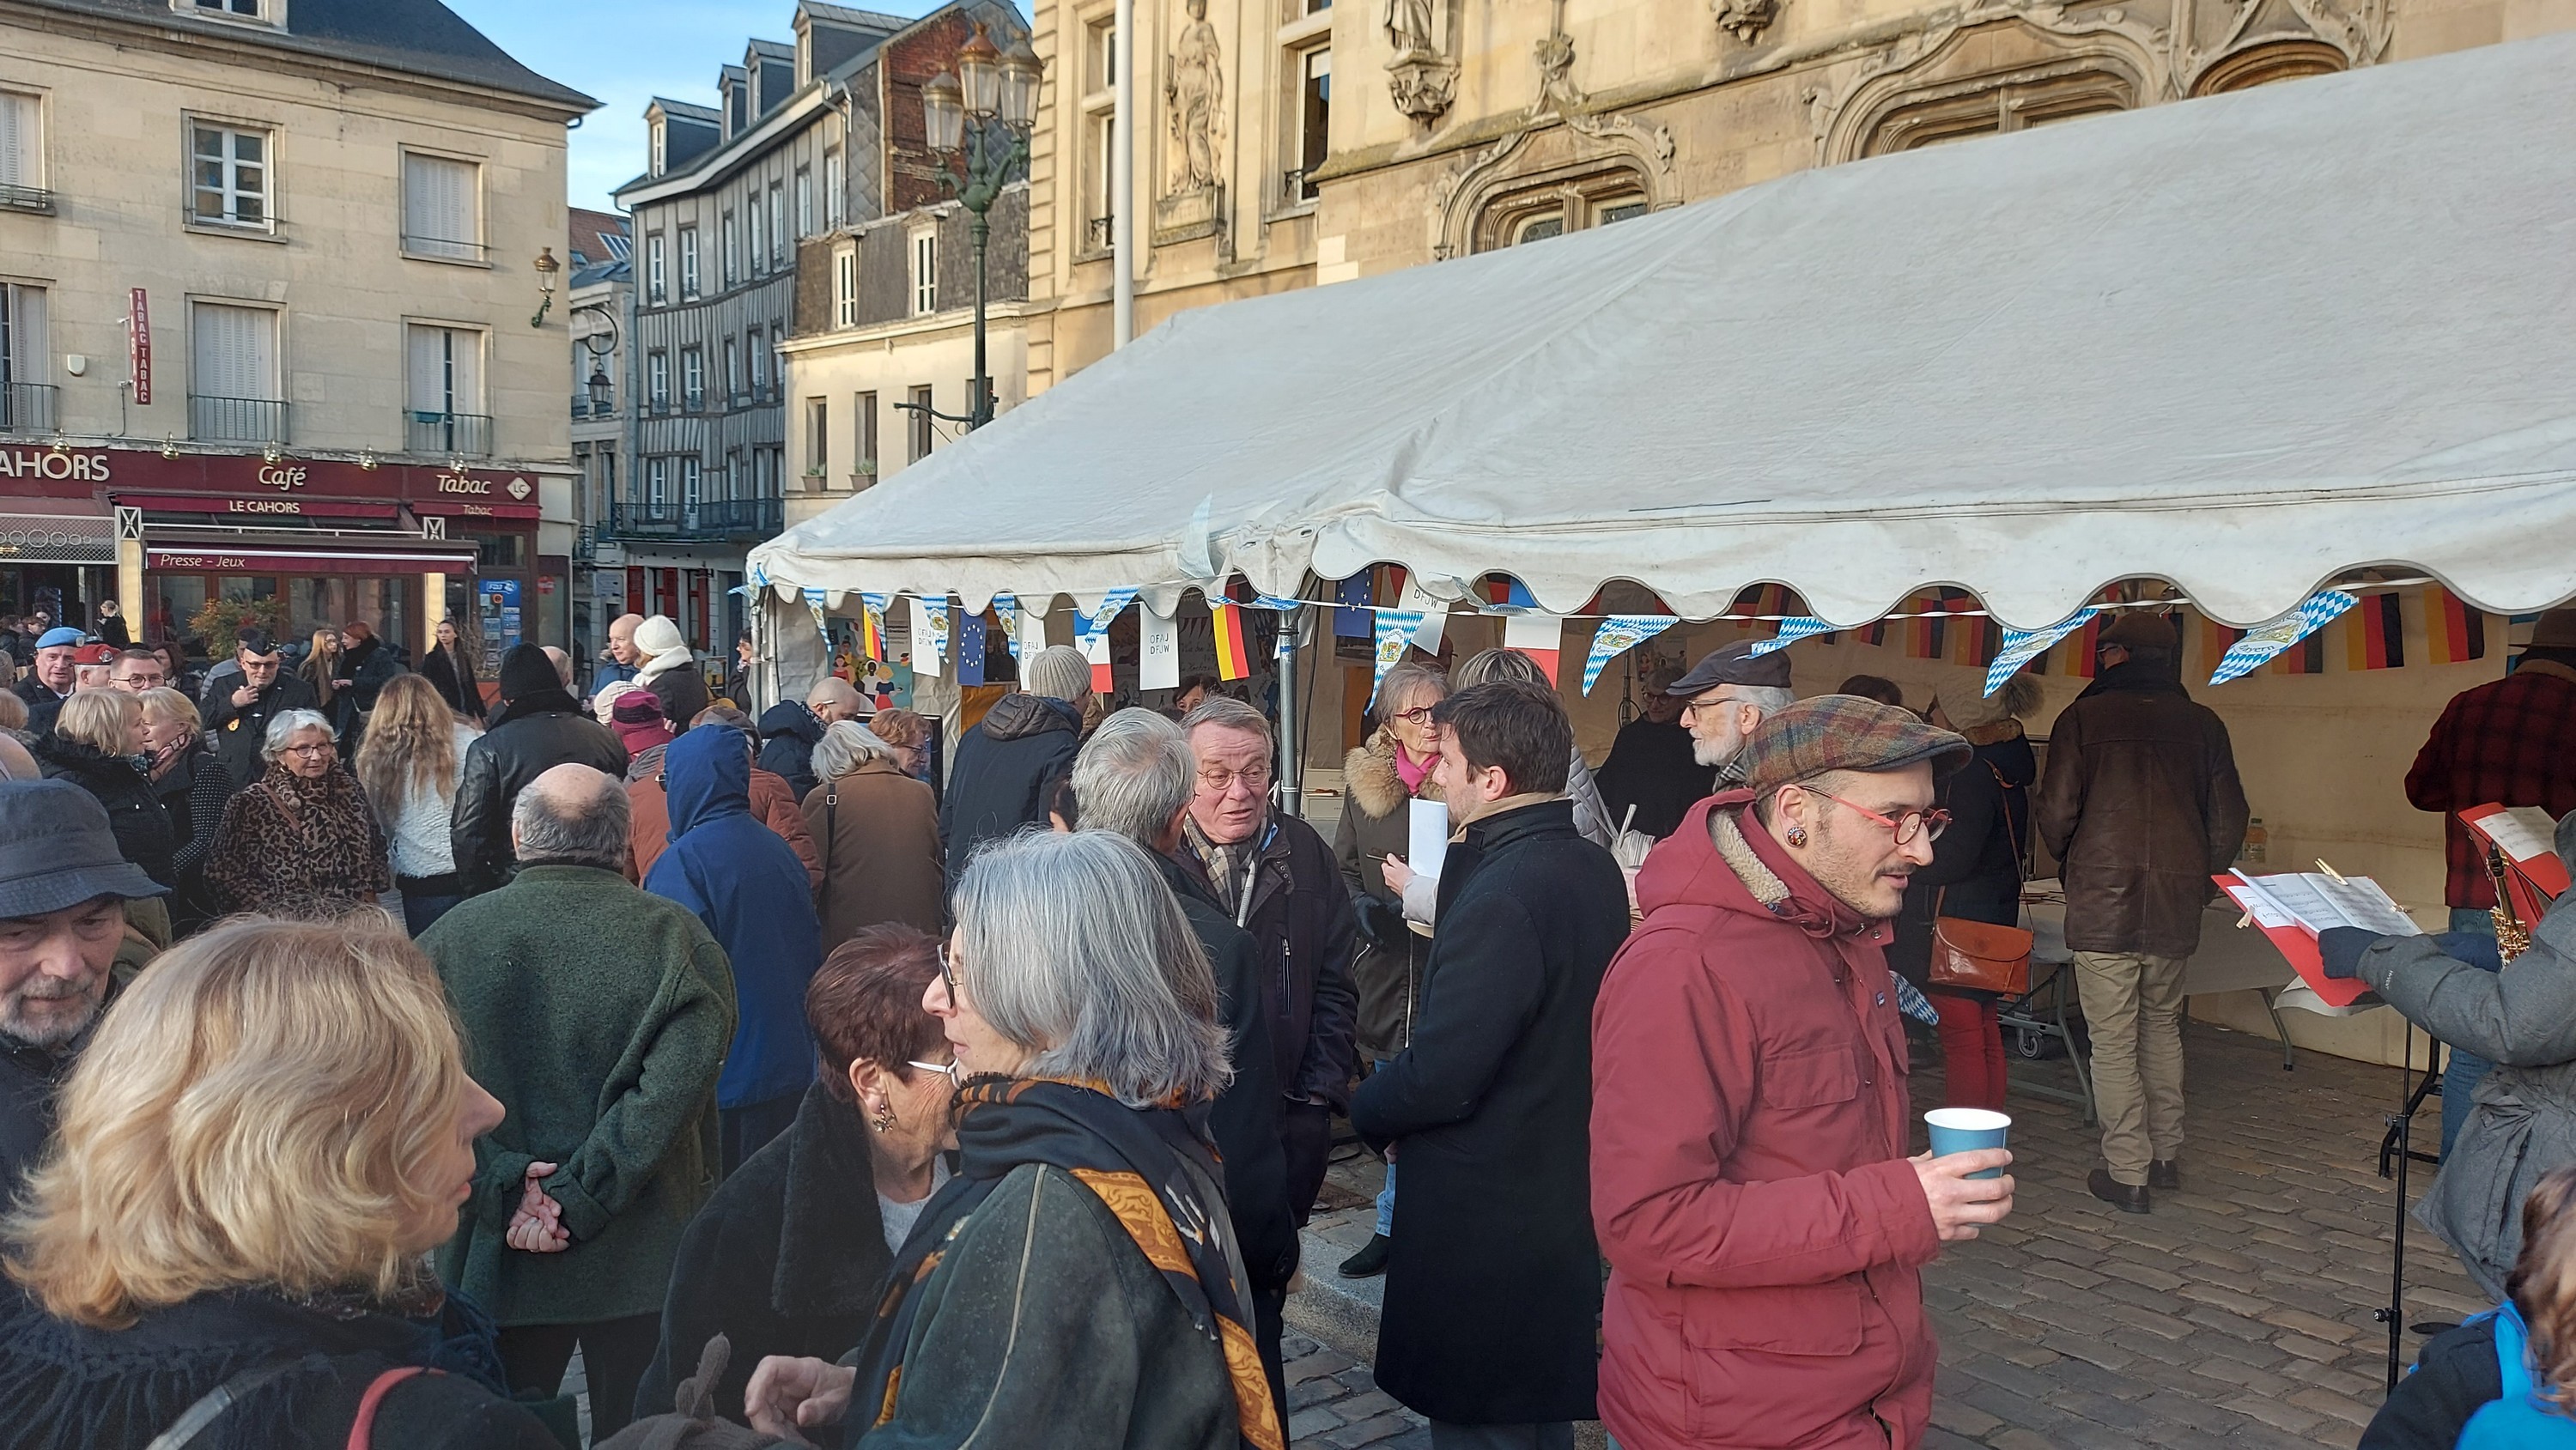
147, 546, 480, 575
119, 493, 401, 520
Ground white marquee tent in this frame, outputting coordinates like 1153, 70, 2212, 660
750, 28, 2576, 640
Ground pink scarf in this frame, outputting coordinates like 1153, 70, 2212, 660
1394, 741, 1433, 794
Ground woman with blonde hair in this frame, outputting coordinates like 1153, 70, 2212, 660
355, 674, 482, 936
136, 688, 238, 933
300, 628, 344, 724
0, 913, 561, 1448
205, 710, 390, 918
34, 689, 176, 892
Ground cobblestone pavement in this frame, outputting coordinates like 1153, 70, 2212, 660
1291, 1020, 2475, 1448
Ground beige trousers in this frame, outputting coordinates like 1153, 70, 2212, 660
2073, 950, 2188, 1185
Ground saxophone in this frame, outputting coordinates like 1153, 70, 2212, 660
2487, 844, 2534, 962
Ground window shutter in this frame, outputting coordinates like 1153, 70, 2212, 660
452, 329, 482, 414
406, 325, 446, 412
0, 93, 33, 190
4, 286, 46, 378
192, 302, 275, 400
405, 155, 476, 257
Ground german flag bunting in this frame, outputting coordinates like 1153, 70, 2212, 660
1211, 600, 1252, 681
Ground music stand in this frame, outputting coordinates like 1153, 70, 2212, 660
2374, 1028, 2447, 1392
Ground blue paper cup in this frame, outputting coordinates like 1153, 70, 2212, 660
1924, 1107, 2012, 1179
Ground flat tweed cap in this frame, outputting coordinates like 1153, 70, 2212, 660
1666, 639, 1794, 695
1738, 695, 1972, 798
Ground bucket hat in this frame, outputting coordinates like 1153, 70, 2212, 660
0, 780, 167, 919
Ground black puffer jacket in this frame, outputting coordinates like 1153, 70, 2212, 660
0, 1285, 562, 1450
449, 689, 629, 895
37, 736, 177, 888
755, 701, 823, 802
939, 694, 1082, 889
1890, 726, 2036, 990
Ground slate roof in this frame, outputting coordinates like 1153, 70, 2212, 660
21, 0, 596, 112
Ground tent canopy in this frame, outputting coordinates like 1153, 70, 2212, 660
750, 31, 2576, 630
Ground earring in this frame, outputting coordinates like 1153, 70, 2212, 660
871, 1103, 896, 1132
1785, 825, 1808, 848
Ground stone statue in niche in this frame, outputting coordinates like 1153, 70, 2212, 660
1384, 0, 1436, 54
1165, 0, 1226, 193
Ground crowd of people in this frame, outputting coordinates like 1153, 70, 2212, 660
0, 597, 2569, 1450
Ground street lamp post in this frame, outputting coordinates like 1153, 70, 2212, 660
916, 24, 1042, 430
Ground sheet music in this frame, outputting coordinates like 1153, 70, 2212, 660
2228, 871, 2421, 937
2466, 804, 2561, 865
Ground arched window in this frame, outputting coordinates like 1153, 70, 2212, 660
1470, 168, 1651, 252
2190, 41, 2347, 95
1861, 62, 2136, 155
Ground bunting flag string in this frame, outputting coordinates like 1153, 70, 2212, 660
1984, 608, 2099, 695
2208, 591, 2359, 685
1583, 616, 1680, 695
1372, 610, 1427, 697
1749, 616, 1837, 656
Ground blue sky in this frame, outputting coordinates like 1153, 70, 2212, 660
447, 0, 944, 212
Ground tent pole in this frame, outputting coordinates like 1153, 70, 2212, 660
1112, 0, 1135, 349
1279, 613, 1301, 819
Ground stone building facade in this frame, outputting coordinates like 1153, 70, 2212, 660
1019, 0, 2569, 394
0, 0, 591, 663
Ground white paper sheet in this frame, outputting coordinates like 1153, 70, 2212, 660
2227, 871, 2421, 937
1408, 798, 1449, 882
1139, 605, 1181, 690
2470, 804, 2561, 864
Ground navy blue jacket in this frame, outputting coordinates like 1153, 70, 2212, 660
647, 725, 823, 1109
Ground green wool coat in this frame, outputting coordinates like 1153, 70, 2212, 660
423, 864, 738, 1327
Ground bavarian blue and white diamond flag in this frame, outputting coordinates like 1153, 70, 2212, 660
1985, 607, 2100, 696
1080, 587, 1139, 641
1747, 616, 1836, 657
1583, 615, 1680, 695
2208, 591, 2359, 685
1372, 609, 1426, 696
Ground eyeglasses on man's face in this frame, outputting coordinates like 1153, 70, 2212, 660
1804, 788, 1951, 845
1196, 765, 1273, 796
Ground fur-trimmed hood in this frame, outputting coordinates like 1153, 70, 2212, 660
1343, 729, 1443, 822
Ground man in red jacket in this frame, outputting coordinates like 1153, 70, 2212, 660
1592, 695, 2016, 1450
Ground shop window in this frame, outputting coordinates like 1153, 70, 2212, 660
400, 152, 481, 261
189, 121, 271, 228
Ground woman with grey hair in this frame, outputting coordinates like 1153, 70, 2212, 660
205, 707, 390, 916
801, 719, 945, 947
1450, 647, 1614, 848
743, 828, 1283, 1450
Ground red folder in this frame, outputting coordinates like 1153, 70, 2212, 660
2459, 804, 2569, 930
2211, 876, 2373, 1009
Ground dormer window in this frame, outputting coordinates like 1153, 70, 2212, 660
184, 0, 281, 24
650, 120, 666, 177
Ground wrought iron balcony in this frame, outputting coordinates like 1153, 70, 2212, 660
190, 394, 288, 445
0, 381, 58, 433
0, 184, 54, 215
402, 234, 489, 263
406, 410, 492, 458
598, 493, 783, 543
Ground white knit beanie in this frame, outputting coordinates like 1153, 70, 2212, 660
1024, 645, 1093, 702
635, 615, 686, 658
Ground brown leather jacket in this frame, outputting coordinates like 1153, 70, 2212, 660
2033, 663, 2249, 958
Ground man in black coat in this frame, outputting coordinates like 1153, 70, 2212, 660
451, 646, 629, 896
1176, 695, 1360, 1226
939, 645, 1091, 888
1068, 707, 1302, 1420
0, 781, 169, 1188
1352, 679, 1631, 1447
204, 630, 319, 784
756, 678, 860, 804
14, 626, 84, 737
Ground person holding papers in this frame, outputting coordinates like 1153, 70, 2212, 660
2321, 811, 2576, 1300
2403, 605, 2576, 1155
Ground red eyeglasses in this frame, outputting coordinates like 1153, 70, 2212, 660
1806, 789, 1950, 845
